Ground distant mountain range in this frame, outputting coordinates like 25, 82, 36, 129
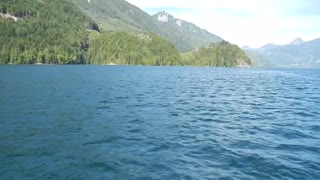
244, 38, 320, 68
70, 0, 223, 52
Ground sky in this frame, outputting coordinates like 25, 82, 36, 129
126, 0, 320, 48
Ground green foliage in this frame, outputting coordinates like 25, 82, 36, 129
183, 41, 251, 67
69, 0, 163, 33
87, 32, 182, 65
0, 0, 250, 67
69, 0, 222, 52
0, 0, 98, 64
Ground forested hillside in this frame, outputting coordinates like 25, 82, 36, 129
183, 41, 251, 67
0, 0, 183, 65
88, 34, 250, 67
69, 0, 159, 32
0, 0, 99, 64
0, 0, 251, 67
87, 32, 182, 65
70, 0, 223, 52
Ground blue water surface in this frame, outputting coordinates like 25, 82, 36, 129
0, 65, 320, 179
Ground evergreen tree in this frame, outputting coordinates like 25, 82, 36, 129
183, 41, 251, 67
0, 0, 98, 64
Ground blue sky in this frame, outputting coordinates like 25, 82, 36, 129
126, 0, 320, 48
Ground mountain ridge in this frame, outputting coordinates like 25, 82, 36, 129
252, 38, 320, 67
70, 0, 223, 52
290, 37, 304, 46
1, 0, 251, 67
152, 11, 223, 50
0, 0, 181, 65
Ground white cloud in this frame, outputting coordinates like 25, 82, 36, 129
126, 0, 320, 48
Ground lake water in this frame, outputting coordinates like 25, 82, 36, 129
0, 65, 320, 179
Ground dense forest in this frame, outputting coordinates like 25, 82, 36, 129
0, 0, 182, 65
0, 0, 98, 64
87, 32, 182, 65
182, 41, 251, 67
87, 33, 251, 67
0, 0, 251, 67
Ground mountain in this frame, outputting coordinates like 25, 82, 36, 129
243, 50, 273, 67
1, 0, 248, 67
241, 45, 273, 67
152, 11, 223, 51
290, 37, 304, 46
256, 38, 320, 67
0, 0, 181, 65
69, 0, 159, 32
69, 0, 223, 52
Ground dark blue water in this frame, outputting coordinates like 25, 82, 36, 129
0, 65, 320, 179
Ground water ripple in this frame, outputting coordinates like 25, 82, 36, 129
0, 66, 320, 179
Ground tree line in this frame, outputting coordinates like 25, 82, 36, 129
0, 0, 251, 67
87, 32, 182, 65
182, 41, 251, 67
0, 0, 97, 64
